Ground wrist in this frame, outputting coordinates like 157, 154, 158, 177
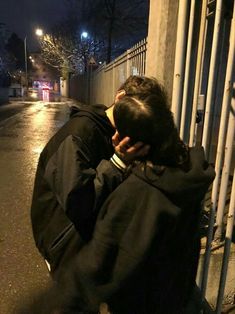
110, 153, 127, 171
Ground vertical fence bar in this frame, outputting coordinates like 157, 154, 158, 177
133, 45, 136, 74
134, 43, 137, 74
143, 38, 146, 74
195, 0, 213, 297
171, 0, 189, 129
189, 0, 208, 147
180, 0, 196, 141
211, 1, 235, 222
140, 40, 143, 74
137, 43, 140, 74
209, 16, 229, 159
141, 39, 144, 74
215, 167, 235, 314
139, 42, 142, 75
126, 49, 131, 78
130, 52, 133, 76
144, 39, 147, 74
135, 43, 138, 74
139, 41, 142, 74
141, 39, 146, 71
140, 40, 144, 75
201, 0, 223, 157
215, 83, 235, 240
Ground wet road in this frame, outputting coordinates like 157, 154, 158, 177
0, 99, 71, 313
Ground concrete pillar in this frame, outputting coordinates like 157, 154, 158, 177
145, 0, 179, 101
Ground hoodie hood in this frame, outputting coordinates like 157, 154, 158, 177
69, 103, 115, 136
133, 147, 215, 207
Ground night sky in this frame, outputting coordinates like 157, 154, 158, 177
0, 0, 68, 50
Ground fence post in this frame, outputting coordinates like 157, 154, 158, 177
180, 0, 196, 141
189, 0, 207, 147
215, 169, 235, 314
127, 49, 131, 77
215, 83, 235, 240
211, 2, 235, 238
171, 0, 189, 129
201, 0, 223, 158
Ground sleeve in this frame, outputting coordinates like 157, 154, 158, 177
44, 134, 125, 240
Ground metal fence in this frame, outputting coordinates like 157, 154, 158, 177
90, 0, 234, 312
171, 0, 234, 312
90, 39, 147, 106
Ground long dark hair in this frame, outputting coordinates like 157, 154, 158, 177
113, 89, 188, 168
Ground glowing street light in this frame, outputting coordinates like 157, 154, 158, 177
35, 28, 44, 37
81, 31, 88, 40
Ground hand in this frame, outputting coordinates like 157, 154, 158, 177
112, 131, 150, 164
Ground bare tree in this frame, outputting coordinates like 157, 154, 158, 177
37, 28, 101, 77
39, 34, 74, 75
64, 0, 149, 63
37, 0, 148, 73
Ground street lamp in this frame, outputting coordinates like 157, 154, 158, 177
81, 31, 88, 40
23, 28, 44, 93
35, 28, 43, 37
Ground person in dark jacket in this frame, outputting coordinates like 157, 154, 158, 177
31, 75, 160, 275
20, 81, 215, 314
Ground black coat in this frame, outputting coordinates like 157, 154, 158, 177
31, 104, 123, 273
53, 147, 215, 314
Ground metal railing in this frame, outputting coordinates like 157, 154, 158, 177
90, 39, 147, 106
171, 1, 235, 312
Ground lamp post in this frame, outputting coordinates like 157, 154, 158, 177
23, 29, 43, 94
80, 31, 90, 103
24, 37, 28, 90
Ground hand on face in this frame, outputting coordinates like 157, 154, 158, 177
112, 131, 150, 164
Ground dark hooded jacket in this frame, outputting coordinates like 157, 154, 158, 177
43, 146, 215, 314
31, 104, 124, 274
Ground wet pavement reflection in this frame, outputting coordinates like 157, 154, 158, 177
0, 99, 71, 313
27, 88, 61, 103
